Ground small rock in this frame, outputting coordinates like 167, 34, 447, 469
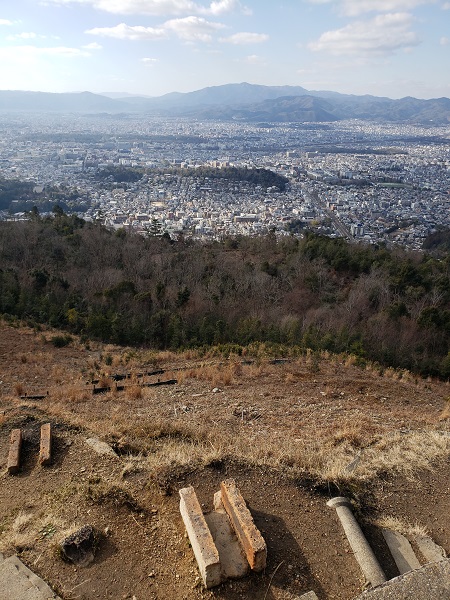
212, 387, 220, 393
60, 525, 97, 567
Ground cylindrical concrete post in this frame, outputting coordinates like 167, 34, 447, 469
327, 496, 386, 588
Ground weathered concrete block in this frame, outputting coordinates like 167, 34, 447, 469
414, 534, 447, 563
7, 429, 22, 475
179, 486, 221, 588
382, 529, 421, 574
39, 423, 52, 466
220, 479, 267, 572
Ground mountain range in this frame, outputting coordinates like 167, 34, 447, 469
0, 83, 449, 124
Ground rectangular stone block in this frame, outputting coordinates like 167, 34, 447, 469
382, 529, 421, 574
7, 429, 22, 475
179, 486, 221, 588
220, 478, 267, 572
39, 423, 52, 466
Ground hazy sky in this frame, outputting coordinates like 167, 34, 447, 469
0, 0, 449, 99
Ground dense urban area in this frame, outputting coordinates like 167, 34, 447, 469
0, 112, 449, 249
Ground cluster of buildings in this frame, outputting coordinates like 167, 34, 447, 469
0, 112, 449, 249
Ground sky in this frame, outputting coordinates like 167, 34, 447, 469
0, 0, 449, 99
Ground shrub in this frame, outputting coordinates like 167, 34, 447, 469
50, 335, 72, 348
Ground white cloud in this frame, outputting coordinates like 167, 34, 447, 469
82, 42, 103, 49
141, 57, 159, 64
163, 16, 225, 41
220, 32, 269, 44
443, 2, 450, 8
86, 23, 167, 40
309, 12, 420, 56
440, 36, 449, 45
237, 54, 266, 65
0, 45, 91, 59
207, 0, 248, 15
43, 0, 248, 16
306, 0, 435, 16
6, 32, 39, 40
86, 17, 223, 42
0, 19, 13, 25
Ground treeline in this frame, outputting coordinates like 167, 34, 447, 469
1, 214, 450, 378
93, 165, 288, 191
157, 166, 289, 191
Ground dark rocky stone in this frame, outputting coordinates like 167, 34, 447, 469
60, 525, 97, 567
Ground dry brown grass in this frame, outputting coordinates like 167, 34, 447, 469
439, 398, 450, 421
0, 510, 68, 554
179, 362, 240, 387
327, 417, 380, 449
371, 515, 428, 537
126, 385, 143, 400
3, 322, 449, 497
13, 382, 24, 396
98, 375, 112, 388
52, 385, 91, 404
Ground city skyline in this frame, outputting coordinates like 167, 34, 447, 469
0, 0, 449, 100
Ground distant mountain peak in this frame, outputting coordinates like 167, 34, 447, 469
0, 84, 448, 123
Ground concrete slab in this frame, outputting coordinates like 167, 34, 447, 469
356, 559, 450, 599
0, 554, 60, 600
382, 529, 421, 574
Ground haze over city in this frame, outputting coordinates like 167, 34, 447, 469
0, 0, 449, 100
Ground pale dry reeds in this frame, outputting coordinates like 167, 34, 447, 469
371, 515, 428, 538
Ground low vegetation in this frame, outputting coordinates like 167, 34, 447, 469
0, 213, 450, 378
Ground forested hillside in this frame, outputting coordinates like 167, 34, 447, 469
1, 212, 449, 377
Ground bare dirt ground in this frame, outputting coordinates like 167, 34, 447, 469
0, 321, 449, 600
